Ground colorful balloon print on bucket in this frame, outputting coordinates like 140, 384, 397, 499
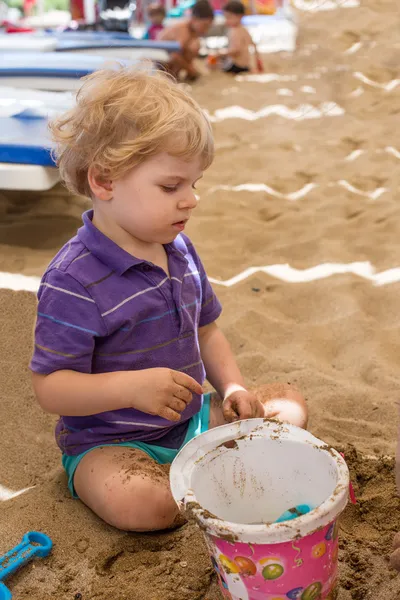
311, 542, 326, 559
234, 556, 257, 577
259, 557, 285, 581
301, 581, 323, 600
287, 588, 304, 599
211, 555, 230, 594
219, 554, 240, 574
325, 523, 334, 541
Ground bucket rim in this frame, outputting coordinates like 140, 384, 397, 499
170, 418, 350, 544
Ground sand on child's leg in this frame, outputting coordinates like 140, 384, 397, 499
73, 446, 180, 532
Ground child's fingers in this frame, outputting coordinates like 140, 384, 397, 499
170, 397, 188, 413
223, 398, 239, 422
159, 406, 182, 422
253, 399, 265, 418
173, 385, 193, 404
234, 398, 254, 420
172, 371, 203, 395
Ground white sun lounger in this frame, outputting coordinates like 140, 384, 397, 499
0, 32, 180, 63
0, 86, 74, 191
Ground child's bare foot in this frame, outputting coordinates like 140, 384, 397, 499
390, 532, 400, 570
209, 383, 308, 430
253, 383, 308, 429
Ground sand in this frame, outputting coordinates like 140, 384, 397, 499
1, 0, 400, 597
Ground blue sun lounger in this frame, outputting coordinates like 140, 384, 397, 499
0, 51, 134, 91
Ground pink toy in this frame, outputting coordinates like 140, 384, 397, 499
170, 419, 349, 600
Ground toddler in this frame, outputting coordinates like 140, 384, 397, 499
143, 3, 165, 40
220, 0, 261, 74
30, 67, 307, 532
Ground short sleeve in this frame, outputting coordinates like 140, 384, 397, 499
30, 269, 107, 375
195, 255, 222, 328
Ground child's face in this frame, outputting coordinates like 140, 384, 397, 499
150, 12, 164, 25
223, 11, 242, 27
191, 16, 213, 35
108, 152, 203, 245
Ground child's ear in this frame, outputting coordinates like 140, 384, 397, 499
88, 166, 113, 201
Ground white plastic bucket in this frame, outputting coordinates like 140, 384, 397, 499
170, 419, 349, 600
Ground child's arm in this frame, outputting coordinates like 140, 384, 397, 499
198, 321, 263, 421
220, 28, 242, 59
32, 367, 202, 422
199, 323, 307, 424
31, 269, 201, 422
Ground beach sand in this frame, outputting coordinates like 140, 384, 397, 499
1, 0, 400, 597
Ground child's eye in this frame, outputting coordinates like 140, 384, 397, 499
161, 185, 178, 193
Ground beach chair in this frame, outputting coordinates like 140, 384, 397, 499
0, 52, 136, 91
0, 86, 72, 192
0, 31, 181, 64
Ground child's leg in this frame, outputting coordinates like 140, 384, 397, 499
209, 383, 308, 430
167, 52, 199, 79
167, 40, 201, 79
73, 446, 179, 531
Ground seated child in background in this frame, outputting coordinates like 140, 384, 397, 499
30, 67, 308, 533
159, 0, 214, 81
219, 0, 261, 74
143, 3, 166, 41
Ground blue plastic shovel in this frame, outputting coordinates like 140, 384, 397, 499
0, 532, 53, 600
275, 504, 312, 523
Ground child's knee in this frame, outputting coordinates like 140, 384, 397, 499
102, 477, 179, 532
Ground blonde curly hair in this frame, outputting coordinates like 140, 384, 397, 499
50, 65, 214, 198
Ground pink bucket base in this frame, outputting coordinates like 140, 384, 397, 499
206, 520, 340, 600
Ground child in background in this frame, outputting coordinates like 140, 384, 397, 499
219, 0, 261, 74
30, 67, 308, 532
159, 0, 214, 81
143, 3, 165, 41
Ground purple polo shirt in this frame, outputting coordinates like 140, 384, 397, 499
30, 210, 222, 456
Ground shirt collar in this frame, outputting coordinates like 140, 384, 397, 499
77, 210, 186, 276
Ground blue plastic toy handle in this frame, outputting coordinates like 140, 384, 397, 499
0, 583, 11, 600
0, 532, 52, 582
275, 504, 312, 523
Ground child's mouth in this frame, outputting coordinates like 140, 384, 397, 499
172, 220, 187, 231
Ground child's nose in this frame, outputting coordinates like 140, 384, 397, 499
179, 191, 198, 210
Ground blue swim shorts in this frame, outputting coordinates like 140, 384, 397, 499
62, 393, 211, 498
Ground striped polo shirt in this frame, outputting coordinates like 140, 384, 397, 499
30, 210, 222, 456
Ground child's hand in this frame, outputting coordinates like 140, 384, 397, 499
132, 368, 203, 422
262, 397, 308, 429
223, 389, 264, 422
